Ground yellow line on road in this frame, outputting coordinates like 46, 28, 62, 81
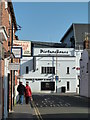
31, 99, 43, 120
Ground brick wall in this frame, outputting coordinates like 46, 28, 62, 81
1, 1, 19, 114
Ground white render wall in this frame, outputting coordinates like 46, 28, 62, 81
20, 48, 82, 93
75, 50, 83, 93
80, 50, 90, 97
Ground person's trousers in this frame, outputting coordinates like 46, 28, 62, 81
19, 95, 24, 104
25, 96, 33, 107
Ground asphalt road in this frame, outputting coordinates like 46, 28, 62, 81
32, 93, 90, 120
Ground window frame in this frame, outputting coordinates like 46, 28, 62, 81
41, 67, 55, 74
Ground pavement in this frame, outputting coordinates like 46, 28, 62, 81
7, 104, 35, 120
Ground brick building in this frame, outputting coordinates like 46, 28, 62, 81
0, 1, 19, 119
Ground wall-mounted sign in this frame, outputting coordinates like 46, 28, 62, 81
13, 40, 31, 56
34, 48, 74, 56
11, 47, 22, 58
40, 49, 68, 54
8, 63, 20, 70
55, 76, 59, 81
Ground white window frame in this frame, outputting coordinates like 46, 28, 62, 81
5, 1, 8, 9
9, 14, 11, 25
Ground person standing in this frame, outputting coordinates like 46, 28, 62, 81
17, 81, 25, 104
25, 81, 32, 106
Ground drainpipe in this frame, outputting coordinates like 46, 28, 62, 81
0, 36, 2, 120
11, 23, 13, 111
0, 3, 2, 118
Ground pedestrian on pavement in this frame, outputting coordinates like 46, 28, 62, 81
17, 81, 26, 105
25, 81, 33, 107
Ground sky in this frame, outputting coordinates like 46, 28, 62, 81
13, 2, 88, 43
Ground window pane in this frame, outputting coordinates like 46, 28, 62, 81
41, 67, 43, 73
67, 81, 69, 91
53, 67, 55, 74
50, 67, 52, 73
26, 66, 29, 74
47, 67, 50, 74
44, 67, 46, 74
67, 67, 69, 74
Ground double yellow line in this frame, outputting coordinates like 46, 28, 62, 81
31, 99, 43, 120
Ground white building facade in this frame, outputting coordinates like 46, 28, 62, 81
80, 49, 90, 97
20, 46, 82, 94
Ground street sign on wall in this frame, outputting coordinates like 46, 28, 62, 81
8, 63, 20, 70
11, 47, 22, 58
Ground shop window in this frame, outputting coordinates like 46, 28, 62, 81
41, 82, 55, 91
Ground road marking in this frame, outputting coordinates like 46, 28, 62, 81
66, 103, 71, 106
60, 104, 63, 107
31, 99, 43, 120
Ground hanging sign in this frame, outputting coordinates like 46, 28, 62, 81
8, 63, 20, 70
11, 47, 22, 58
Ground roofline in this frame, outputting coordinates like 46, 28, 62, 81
60, 24, 73, 42
14, 39, 63, 44
60, 23, 89, 43
31, 40, 62, 44
8, 2, 17, 30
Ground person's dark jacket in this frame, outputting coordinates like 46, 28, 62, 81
17, 84, 25, 95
